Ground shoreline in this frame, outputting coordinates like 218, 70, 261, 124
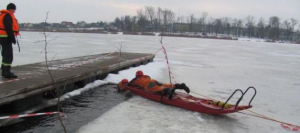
19, 30, 300, 43
19, 30, 238, 41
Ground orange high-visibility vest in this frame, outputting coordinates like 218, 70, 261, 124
0, 9, 19, 37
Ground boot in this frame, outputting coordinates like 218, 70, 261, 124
180, 83, 190, 93
175, 83, 190, 93
2, 66, 17, 79
1, 65, 15, 76
168, 89, 175, 100
162, 88, 175, 100
1, 64, 3, 76
1, 66, 4, 76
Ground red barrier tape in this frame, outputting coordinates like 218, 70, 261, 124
281, 124, 300, 132
161, 44, 177, 84
0, 112, 64, 120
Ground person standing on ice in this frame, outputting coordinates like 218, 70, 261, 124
0, 3, 19, 78
117, 70, 190, 99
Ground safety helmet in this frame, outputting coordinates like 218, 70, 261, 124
136, 70, 144, 77
121, 79, 129, 84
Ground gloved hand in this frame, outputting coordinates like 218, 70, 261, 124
168, 89, 175, 100
10, 37, 16, 44
162, 88, 171, 95
117, 85, 121, 92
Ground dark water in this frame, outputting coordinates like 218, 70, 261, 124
0, 85, 126, 133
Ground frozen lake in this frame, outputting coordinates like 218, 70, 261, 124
10, 32, 300, 132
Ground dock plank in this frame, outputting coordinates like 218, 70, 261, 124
0, 52, 154, 106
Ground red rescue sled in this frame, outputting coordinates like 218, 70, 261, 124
127, 86, 256, 115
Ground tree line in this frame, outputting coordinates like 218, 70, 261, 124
112, 6, 300, 41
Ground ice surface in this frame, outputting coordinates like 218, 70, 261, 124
12, 32, 300, 133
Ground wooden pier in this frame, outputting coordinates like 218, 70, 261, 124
0, 52, 154, 112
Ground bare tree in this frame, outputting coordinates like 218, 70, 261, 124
114, 17, 121, 29
245, 15, 256, 38
283, 19, 292, 40
232, 18, 238, 36
213, 18, 223, 35
290, 18, 298, 29
269, 16, 280, 39
205, 17, 214, 34
42, 11, 67, 133
155, 7, 163, 32
145, 6, 156, 32
237, 19, 244, 37
162, 9, 175, 32
107, 40, 127, 73
176, 15, 185, 33
187, 14, 195, 32
137, 8, 147, 32
120, 16, 125, 31
298, 25, 300, 42
257, 17, 265, 38
290, 18, 298, 41
131, 16, 137, 31
200, 12, 208, 32
283, 18, 298, 40
124, 15, 131, 31
222, 17, 231, 35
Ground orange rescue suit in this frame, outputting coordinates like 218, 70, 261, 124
117, 82, 128, 92
130, 75, 174, 93
0, 10, 19, 36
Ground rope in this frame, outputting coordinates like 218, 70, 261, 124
244, 109, 299, 127
191, 90, 300, 131
190, 90, 219, 101
238, 110, 300, 131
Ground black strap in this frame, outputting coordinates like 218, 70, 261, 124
16, 36, 20, 52
160, 93, 164, 103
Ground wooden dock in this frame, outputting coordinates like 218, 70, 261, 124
0, 52, 154, 112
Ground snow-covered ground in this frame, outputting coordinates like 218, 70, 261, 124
13, 32, 300, 133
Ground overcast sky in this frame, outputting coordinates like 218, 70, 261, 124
2, 0, 300, 26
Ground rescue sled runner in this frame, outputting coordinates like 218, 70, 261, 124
127, 86, 257, 115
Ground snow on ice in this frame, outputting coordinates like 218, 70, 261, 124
13, 32, 300, 133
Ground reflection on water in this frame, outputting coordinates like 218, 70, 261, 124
0, 85, 125, 133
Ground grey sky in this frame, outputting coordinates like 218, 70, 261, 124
2, 0, 300, 26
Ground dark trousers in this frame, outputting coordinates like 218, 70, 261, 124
0, 38, 13, 65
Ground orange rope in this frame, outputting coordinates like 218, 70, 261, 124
241, 109, 300, 127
